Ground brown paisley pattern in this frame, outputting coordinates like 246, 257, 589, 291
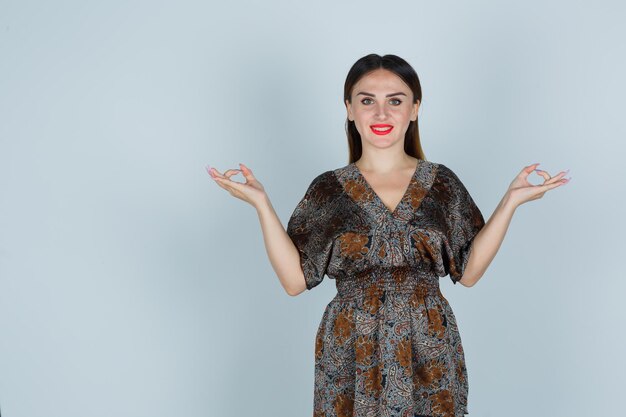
286, 160, 485, 417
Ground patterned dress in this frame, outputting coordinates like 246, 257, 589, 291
286, 160, 486, 417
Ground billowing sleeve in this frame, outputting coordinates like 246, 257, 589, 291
286, 172, 335, 290
437, 164, 486, 285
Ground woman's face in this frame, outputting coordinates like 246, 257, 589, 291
345, 68, 419, 149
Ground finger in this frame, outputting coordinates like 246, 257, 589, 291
214, 175, 245, 193
213, 176, 238, 193
213, 176, 230, 190
537, 169, 569, 184
534, 169, 552, 181
223, 168, 242, 178
239, 163, 256, 180
520, 163, 541, 175
539, 178, 570, 191
208, 166, 224, 178
527, 162, 541, 171
518, 163, 541, 180
207, 166, 230, 185
224, 170, 247, 185
543, 169, 570, 185
211, 167, 242, 182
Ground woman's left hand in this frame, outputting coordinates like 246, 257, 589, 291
506, 163, 570, 209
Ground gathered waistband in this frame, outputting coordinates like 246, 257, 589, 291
334, 267, 442, 300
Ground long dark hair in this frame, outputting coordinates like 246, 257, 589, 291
344, 54, 426, 164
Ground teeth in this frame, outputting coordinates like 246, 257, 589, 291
372, 126, 391, 131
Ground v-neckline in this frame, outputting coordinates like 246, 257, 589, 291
351, 160, 420, 217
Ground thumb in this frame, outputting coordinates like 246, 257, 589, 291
239, 163, 255, 179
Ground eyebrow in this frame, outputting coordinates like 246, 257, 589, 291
356, 91, 407, 97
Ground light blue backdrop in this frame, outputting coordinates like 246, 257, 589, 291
1, 1, 623, 416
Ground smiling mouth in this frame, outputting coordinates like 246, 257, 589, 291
370, 124, 393, 135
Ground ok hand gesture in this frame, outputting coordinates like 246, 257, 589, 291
506, 163, 571, 208
207, 163, 268, 209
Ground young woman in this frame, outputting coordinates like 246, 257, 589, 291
208, 54, 569, 417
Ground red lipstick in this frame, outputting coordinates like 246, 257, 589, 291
370, 124, 393, 136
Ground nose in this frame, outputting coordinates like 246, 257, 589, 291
374, 102, 389, 120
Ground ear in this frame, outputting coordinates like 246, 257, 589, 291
345, 99, 353, 121
411, 100, 420, 121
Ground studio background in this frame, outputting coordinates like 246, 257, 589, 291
0, 1, 623, 416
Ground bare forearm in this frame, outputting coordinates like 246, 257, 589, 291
460, 192, 517, 287
255, 195, 307, 296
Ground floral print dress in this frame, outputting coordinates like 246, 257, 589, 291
286, 160, 485, 417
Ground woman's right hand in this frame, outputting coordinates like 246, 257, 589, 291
207, 162, 269, 209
